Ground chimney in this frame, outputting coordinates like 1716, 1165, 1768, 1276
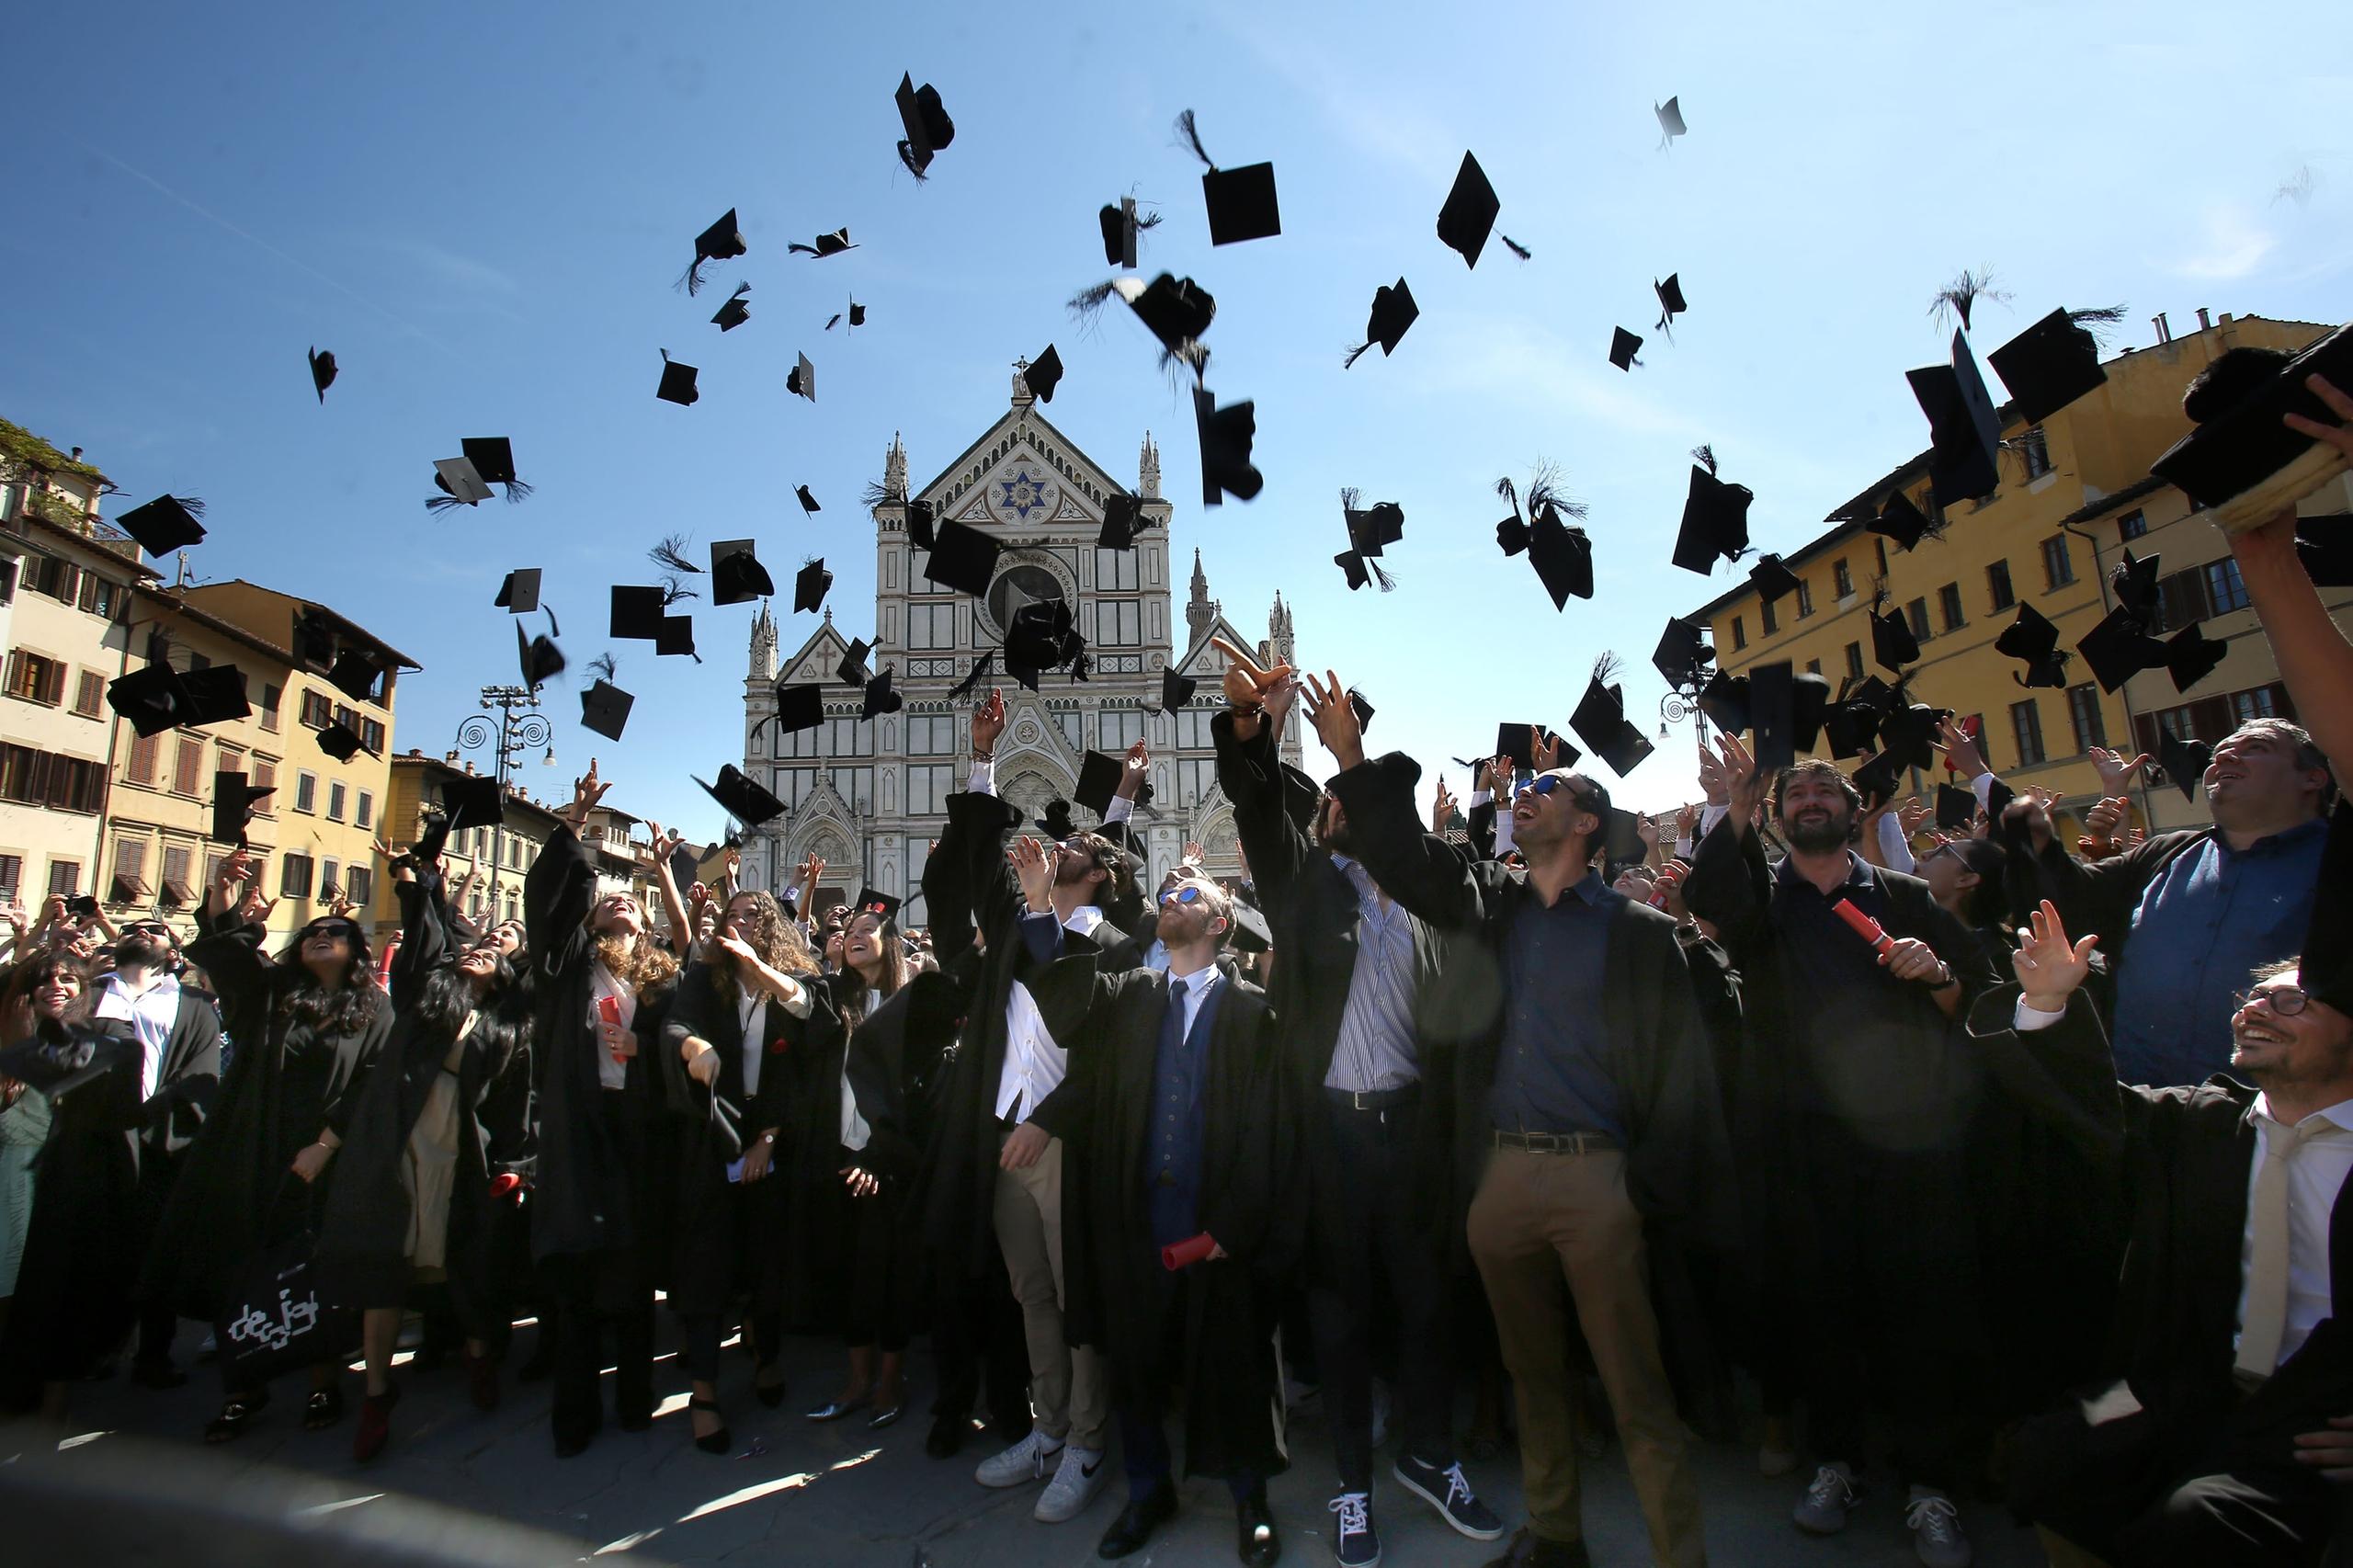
2152, 312, 2172, 346
69, 447, 82, 460
2196, 307, 2212, 331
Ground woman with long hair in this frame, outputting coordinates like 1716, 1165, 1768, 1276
319, 831, 533, 1461
146, 849, 393, 1442
661, 886, 834, 1455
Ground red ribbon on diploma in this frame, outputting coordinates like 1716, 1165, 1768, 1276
490, 1171, 525, 1203
1831, 898, 1895, 954
1162, 1233, 1217, 1271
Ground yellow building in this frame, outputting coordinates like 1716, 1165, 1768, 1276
369, 752, 567, 944
1686, 311, 2341, 835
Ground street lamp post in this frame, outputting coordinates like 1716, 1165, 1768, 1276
452, 685, 552, 921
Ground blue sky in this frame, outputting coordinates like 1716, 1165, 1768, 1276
6, 0, 2350, 840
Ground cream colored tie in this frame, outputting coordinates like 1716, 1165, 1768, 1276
2236, 1115, 2324, 1379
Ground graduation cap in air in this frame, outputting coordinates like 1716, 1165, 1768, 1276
698, 764, 787, 828
656, 350, 699, 406
1074, 272, 1219, 372
1333, 491, 1404, 592
794, 484, 820, 517
1492, 722, 1554, 775
1699, 669, 1753, 738
209, 770, 271, 846
949, 652, 995, 702
106, 665, 192, 739
116, 494, 207, 556
441, 773, 505, 832
2075, 603, 2168, 693
317, 722, 364, 762
1035, 797, 1077, 840
1935, 782, 1980, 832
1097, 494, 1144, 551
680, 209, 746, 295
308, 347, 336, 403
454, 438, 529, 504
1346, 687, 1375, 736
862, 666, 904, 721
1003, 652, 1042, 694
824, 299, 868, 331
2158, 731, 2211, 801
853, 886, 904, 924
894, 74, 956, 180
2111, 548, 2163, 622
1820, 693, 1878, 760
1673, 447, 1754, 574
711, 282, 751, 332
1022, 346, 1063, 403
1436, 152, 1501, 268
611, 585, 667, 640
924, 517, 1003, 597
1995, 603, 2071, 687
1877, 703, 1947, 772
430, 457, 491, 509
2152, 326, 2353, 524
710, 540, 772, 606
1609, 327, 1643, 372
1345, 279, 1418, 368
326, 651, 381, 703
789, 229, 858, 258
1846, 750, 1899, 810
772, 682, 825, 735
836, 638, 875, 687
495, 569, 541, 615
1652, 617, 1713, 687
2297, 517, 2353, 587
1907, 331, 2003, 506
1988, 307, 2112, 425
1099, 194, 1155, 268
517, 622, 564, 689
1157, 666, 1198, 713
793, 558, 833, 614
1568, 656, 1655, 778
1750, 553, 1802, 604
1655, 97, 1687, 146
1871, 491, 1936, 551
905, 499, 938, 551
1226, 899, 1272, 955
1194, 390, 1262, 506
1871, 598, 1922, 674
178, 665, 251, 727
1076, 748, 1152, 814
292, 609, 336, 670
1007, 598, 1086, 672
1175, 109, 1279, 245
580, 678, 633, 742
1654, 275, 1688, 335
1748, 662, 1805, 769
1517, 503, 1588, 609
2164, 622, 2228, 693
787, 353, 816, 403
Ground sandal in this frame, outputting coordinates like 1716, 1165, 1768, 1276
203, 1390, 270, 1444
303, 1384, 346, 1430
688, 1394, 731, 1455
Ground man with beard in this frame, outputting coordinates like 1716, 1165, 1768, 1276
1208, 638, 1504, 1565
1682, 741, 1996, 1568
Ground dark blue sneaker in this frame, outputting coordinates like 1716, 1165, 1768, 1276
1393, 1455, 1505, 1540
1327, 1491, 1381, 1567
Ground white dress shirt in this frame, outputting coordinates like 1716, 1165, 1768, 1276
96, 971, 180, 1102
737, 990, 769, 1100
589, 960, 636, 1090
1168, 960, 1221, 1037
1469, 789, 1516, 856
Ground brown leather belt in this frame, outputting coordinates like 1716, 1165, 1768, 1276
1492, 1129, 1619, 1155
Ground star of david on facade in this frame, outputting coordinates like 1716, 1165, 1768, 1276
997, 466, 1052, 520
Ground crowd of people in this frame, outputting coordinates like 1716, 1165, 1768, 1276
7, 466, 2353, 1568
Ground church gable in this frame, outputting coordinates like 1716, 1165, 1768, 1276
1174, 612, 1264, 675
778, 622, 854, 687
915, 404, 1129, 528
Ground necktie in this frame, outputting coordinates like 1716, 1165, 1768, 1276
2237, 1113, 2325, 1378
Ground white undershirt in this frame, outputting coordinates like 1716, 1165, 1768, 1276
589, 960, 636, 1091
96, 971, 179, 1102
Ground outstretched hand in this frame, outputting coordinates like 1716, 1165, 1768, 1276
2089, 746, 2152, 798
1710, 733, 1767, 833
2013, 899, 2098, 1011
1209, 635, 1295, 714
570, 758, 611, 825
1009, 835, 1055, 914
1300, 670, 1366, 772
972, 687, 1007, 755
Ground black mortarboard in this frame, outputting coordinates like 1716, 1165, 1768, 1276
1097, 494, 1143, 550
655, 615, 696, 659
460, 437, 529, 501
210, 770, 271, 846
2301, 799, 2353, 1015
1935, 782, 1979, 832
1175, 111, 1279, 245
1673, 454, 1753, 574
925, 518, 1002, 596
1821, 697, 1875, 760
1004, 653, 1042, 693
1871, 491, 1933, 551
116, 494, 207, 556
1347, 687, 1375, 736
1749, 661, 1800, 769
949, 652, 995, 702
1493, 723, 1555, 775
1075, 749, 1151, 814
1655, 97, 1687, 143
711, 282, 751, 332
1853, 751, 1904, 810
837, 638, 875, 686
1346, 279, 1418, 368
1654, 274, 1688, 334
1436, 152, 1500, 269
2152, 326, 2353, 517
581, 678, 633, 742
1608, 327, 1644, 372
1160, 666, 1197, 712
1006, 598, 1084, 671
2075, 604, 2167, 692
1871, 603, 1921, 673
1791, 671, 1832, 753
308, 346, 336, 403
1194, 389, 1262, 506
108, 665, 187, 738
317, 722, 363, 762
611, 585, 666, 640
1568, 663, 1655, 778
681, 209, 745, 296
795, 483, 820, 517
1699, 670, 1752, 738
1877, 704, 1944, 772
1023, 345, 1063, 403
789, 228, 857, 258
1601, 806, 1648, 869
1100, 194, 1145, 268
1750, 553, 1802, 604
2297, 517, 2353, 587
1108, 274, 1219, 363
517, 623, 564, 689
327, 651, 381, 702
893, 74, 955, 179
698, 764, 786, 828
432, 457, 490, 508
2164, 622, 2228, 693
1227, 899, 1272, 955
710, 540, 772, 606
441, 773, 505, 832
793, 558, 832, 614
773, 682, 825, 734
862, 666, 903, 721
1652, 616, 1713, 687
2111, 548, 2162, 622
1333, 493, 1404, 592
656, 351, 699, 406
787, 353, 816, 403
293, 608, 336, 669
905, 499, 937, 551
1988, 308, 2108, 425
2158, 731, 2211, 801
853, 885, 904, 922
1495, 508, 1529, 556
1907, 331, 2003, 506
1036, 799, 1077, 840
178, 665, 251, 727
1995, 602, 2071, 687
1517, 505, 1587, 608
495, 568, 541, 615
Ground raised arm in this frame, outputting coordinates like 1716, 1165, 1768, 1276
1312, 673, 1489, 931
635, 819, 693, 949
528, 760, 607, 966
1678, 734, 1776, 955
2229, 383, 2353, 780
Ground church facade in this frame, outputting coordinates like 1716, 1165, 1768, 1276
737, 368, 1302, 923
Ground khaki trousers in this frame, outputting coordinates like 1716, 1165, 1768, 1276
993, 1130, 1108, 1451
1468, 1146, 1706, 1567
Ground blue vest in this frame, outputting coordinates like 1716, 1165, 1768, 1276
1144, 974, 1221, 1252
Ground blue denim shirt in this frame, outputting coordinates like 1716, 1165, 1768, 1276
1488, 870, 1625, 1138
2110, 817, 2327, 1087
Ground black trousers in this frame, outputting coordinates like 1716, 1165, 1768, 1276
843, 1181, 911, 1354
683, 1307, 779, 1387
544, 1251, 654, 1444
929, 1247, 1030, 1435
1307, 1093, 1454, 1492
130, 1146, 181, 1369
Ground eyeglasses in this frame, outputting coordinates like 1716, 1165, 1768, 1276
2235, 985, 2310, 1017
124, 923, 174, 938
1516, 775, 1599, 813
1158, 885, 1206, 907
303, 922, 360, 941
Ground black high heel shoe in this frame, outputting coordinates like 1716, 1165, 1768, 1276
688, 1394, 731, 1455
754, 1366, 787, 1409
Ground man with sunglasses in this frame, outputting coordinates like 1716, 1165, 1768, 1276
92, 915, 222, 1388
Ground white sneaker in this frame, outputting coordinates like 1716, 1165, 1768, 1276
1793, 1462, 1860, 1534
1905, 1487, 1972, 1568
974, 1428, 1063, 1489
1033, 1443, 1108, 1523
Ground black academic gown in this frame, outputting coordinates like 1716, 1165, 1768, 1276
1020, 936, 1298, 1483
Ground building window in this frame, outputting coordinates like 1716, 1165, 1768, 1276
251, 759, 276, 807
1759, 597, 1779, 635
1794, 581, 1815, 619
1176, 757, 1217, 807
298, 689, 333, 728
280, 854, 314, 900
907, 603, 957, 650
127, 733, 159, 786
2117, 509, 2148, 541
906, 714, 958, 755
260, 683, 281, 732
360, 718, 385, 754
1173, 707, 1217, 748
319, 859, 342, 903
1731, 615, 1746, 651
4, 650, 67, 705
907, 550, 953, 594
1096, 550, 1140, 591
76, 573, 122, 619
0, 744, 108, 812
0, 854, 21, 904
327, 781, 347, 822
2011, 699, 2047, 767
111, 838, 149, 905
2151, 567, 2208, 634
1874, 538, 1890, 575
904, 764, 955, 816
1099, 708, 1147, 752
2067, 684, 2107, 752
48, 859, 80, 897
1806, 658, 1823, 676
346, 866, 373, 908
2231, 687, 2280, 724
356, 790, 373, 830
73, 670, 105, 718
1906, 598, 1932, 642
1938, 583, 1965, 631
1986, 559, 2015, 612
26, 555, 80, 604
824, 717, 874, 757
2018, 426, 2052, 480
1051, 707, 1084, 751
295, 770, 318, 813
160, 846, 195, 909
2039, 534, 2075, 590
1844, 642, 1865, 680
1833, 559, 1854, 599
2205, 558, 2249, 615
173, 737, 204, 796
1097, 599, 1142, 646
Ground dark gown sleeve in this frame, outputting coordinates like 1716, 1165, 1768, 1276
321, 994, 395, 1141
1466, 797, 1498, 863
1213, 710, 1313, 926
1679, 814, 1774, 959
183, 919, 279, 1024
1325, 754, 1493, 932
524, 824, 596, 987
388, 867, 453, 1015
149, 1001, 223, 1153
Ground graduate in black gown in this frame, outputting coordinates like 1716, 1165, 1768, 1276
318, 836, 532, 1461
660, 886, 834, 1455
524, 760, 680, 1458
1006, 837, 1298, 1565
149, 848, 393, 1442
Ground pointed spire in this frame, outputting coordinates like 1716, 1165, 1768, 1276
1186, 548, 1216, 648
884, 431, 907, 499
1139, 432, 1161, 500
749, 602, 778, 682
